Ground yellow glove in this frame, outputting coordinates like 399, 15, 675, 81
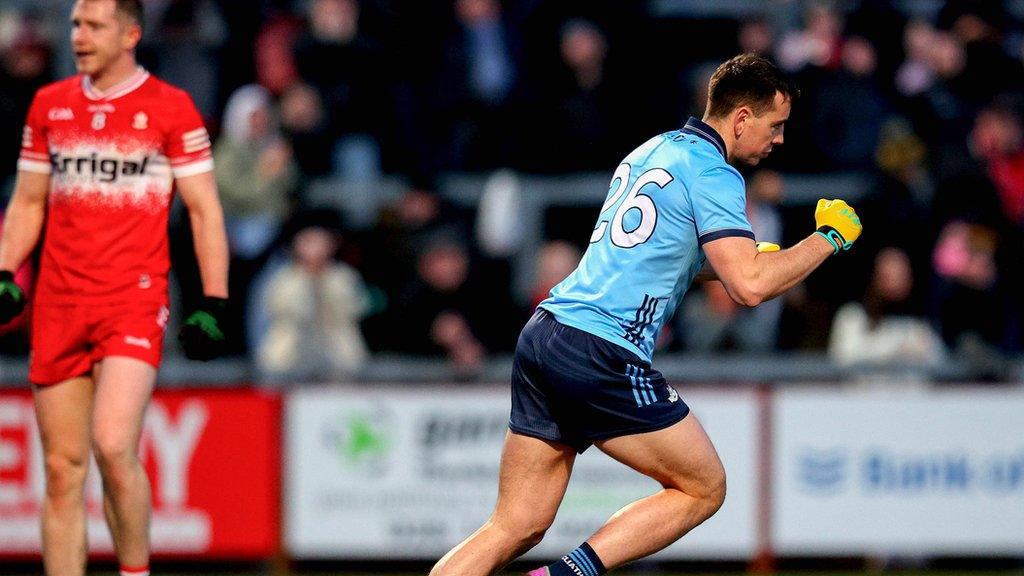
756, 241, 780, 253
814, 199, 862, 254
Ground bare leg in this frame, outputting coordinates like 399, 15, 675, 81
587, 414, 726, 569
430, 431, 576, 576
33, 376, 95, 576
90, 356, 156, 569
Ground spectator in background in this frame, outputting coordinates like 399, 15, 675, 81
775, 1, 843, 74
216, 84, 297, 260
858, 117, 934, 293
812, 35, 891, 170
434, 0, 525, 171
279, 81, 335, 179
357, 179, 475, 352
393, 236, 484, 369
844, 0, 906, 96
679, 60, 718, 126
938, 1, 1024, 108
931, 220, 1006, 351
894, 19, 938, 100
766, 2, 845, 171
253, 11, 303, 95
897, 25, 976, 179
384, 234, 520, 371
737, 16, 776, 56
926, 94, 1023, 353
359, 178, 471, 304
530, 240, 581, 310
214, 83, 298, 352
829, 247, 945, 371
967, 101, 1024, 351
138, 0, 226, 119
971, 101, 1024, 227
255, 209, 370, 381
293, 0, 387, 179
0, 22, 52, 191
531, 18, 630, 173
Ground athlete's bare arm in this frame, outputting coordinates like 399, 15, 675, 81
176, 171, 229, 298
0, 170, 50, 271
703, 234, 832, 307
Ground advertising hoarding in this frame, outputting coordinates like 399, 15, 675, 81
772, 388, 1024, 554
284, 386, 758, 559
0, 389, 280, 558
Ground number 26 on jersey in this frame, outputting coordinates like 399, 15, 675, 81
590, 164, 673, 248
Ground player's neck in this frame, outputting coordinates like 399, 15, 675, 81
700, 116, 735, 164
88, 56, 139, 93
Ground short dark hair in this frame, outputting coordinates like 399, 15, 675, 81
705, 53, 798, 119
114, 0, 144, 31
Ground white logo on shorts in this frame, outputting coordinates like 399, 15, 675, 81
124, 335, 152, 349
667, 386, 679, 403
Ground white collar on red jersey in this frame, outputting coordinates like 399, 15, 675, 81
82, 66, 150, 101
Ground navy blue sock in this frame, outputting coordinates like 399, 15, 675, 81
545, 542, 606, 576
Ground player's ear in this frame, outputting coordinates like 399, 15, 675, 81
121, 21, 142, 51
734, 107, 750, 138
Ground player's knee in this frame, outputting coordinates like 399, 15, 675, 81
667, 454, 726, 518
497, 515, 551, 549
91, 432, 137, 479
706, 467, 727, 516
698, 461, 727, 518
43, 453, 88, 499
518, 523, 548, 549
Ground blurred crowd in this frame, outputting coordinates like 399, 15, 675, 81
2, 0, 1024, 381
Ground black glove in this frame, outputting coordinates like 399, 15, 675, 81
178, 296, 228, 361
0, 270, 26, 325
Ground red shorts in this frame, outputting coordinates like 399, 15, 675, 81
29, 301, 170, 385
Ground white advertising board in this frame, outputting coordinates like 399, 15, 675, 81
284, 386, 758, 559
773, 388, 1024, 555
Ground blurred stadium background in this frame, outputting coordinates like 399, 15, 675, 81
1, 0, 1024, 574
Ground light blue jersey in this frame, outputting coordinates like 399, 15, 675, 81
539, 118, 754, 362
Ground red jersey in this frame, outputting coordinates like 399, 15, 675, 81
18, 68, 213, 304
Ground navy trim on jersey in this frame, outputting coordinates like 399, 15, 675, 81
624, 294, 659, 346
682, 117, 727, 159
698, 228, 756, 245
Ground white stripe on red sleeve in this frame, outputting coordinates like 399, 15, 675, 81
171, 158, 214, 178
18, 158, 51, 174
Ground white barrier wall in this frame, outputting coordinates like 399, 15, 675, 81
285, 386, 759, 559
285, 384, 1024, 559
772, 388, 1024, 555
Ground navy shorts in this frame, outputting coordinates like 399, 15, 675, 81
509, 309, 690, 452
